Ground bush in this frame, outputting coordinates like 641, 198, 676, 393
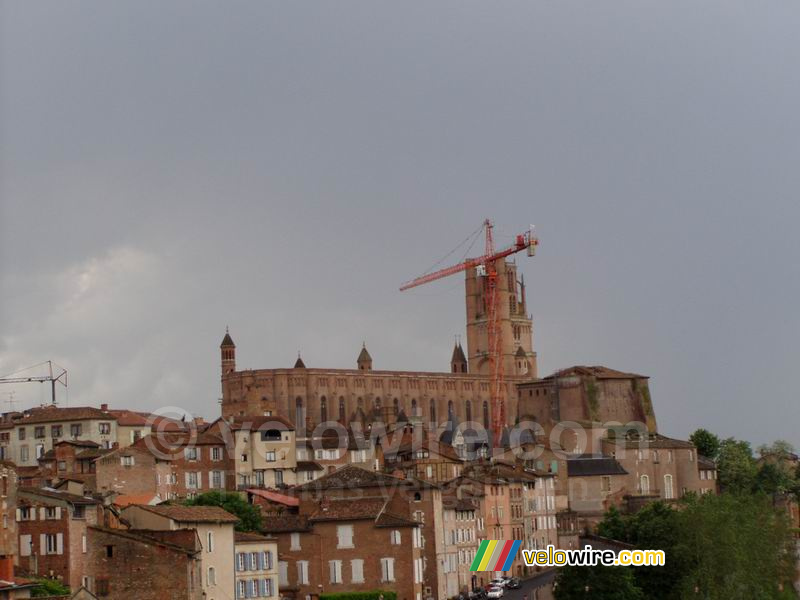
30, 577, 71, 597
319, 591, 397, 600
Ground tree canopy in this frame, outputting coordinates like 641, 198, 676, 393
183, 490, 263, 532
689, 428, 721, 460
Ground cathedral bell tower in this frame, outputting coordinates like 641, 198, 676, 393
464, 260, 537, 378
220, 328, 236, 376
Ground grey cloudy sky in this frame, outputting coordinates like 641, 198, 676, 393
1, 1, 798, 446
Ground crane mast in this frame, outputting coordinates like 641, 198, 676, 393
0, 361, 68, 407
400, 219, 538, 447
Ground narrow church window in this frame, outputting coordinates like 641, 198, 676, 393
320, 397, 327, 423
483, 402, 489, 428
430, 399, 436, 424
465, 401, 472, 422
338, 397, 345, 421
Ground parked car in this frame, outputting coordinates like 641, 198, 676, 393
470, 589, 487, 600
487, 586, 504, 599
506, 578, 521, 590
490, 578, 507, 588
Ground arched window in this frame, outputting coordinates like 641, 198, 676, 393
483, 401, 489, 428
465, 400, 472, 423
393, 398, 399, 416
320, 396, 327, 423
430, 399, 436, 424
447, 400, 454, 419
664, 474, 674, 499
411, 399, 418, 417
338, 397, 346, 422
357, 397, 364, 409
374, 397, 382, 412
295, 397, 304, 428
640, 475, 650, 495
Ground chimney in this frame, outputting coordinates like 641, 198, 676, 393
0, 556, 14, 582
100, 404, 108, 412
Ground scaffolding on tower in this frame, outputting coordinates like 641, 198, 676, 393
399, 219, 538, 447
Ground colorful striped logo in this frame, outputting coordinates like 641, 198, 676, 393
469, 540, 522, 572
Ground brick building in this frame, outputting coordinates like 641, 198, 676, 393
16, 487, 103, 589
262, 496, 423, 600
290, 465, 441, 600
219, 259, 537, 435
85, 526, 203, 600
121, 504, 239, 600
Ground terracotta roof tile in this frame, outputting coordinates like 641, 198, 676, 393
261, 515, 311, 533
15, 406, 115, 425
130, 504, 239, 524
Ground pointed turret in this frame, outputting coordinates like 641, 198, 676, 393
294, 352, 306, 369
220, 327, 236, 375
357, 343, 372, 371
450, 342, 468, 373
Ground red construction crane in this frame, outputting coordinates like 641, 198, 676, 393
400, 219, 538, 446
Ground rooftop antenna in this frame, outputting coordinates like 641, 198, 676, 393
4, 391, 17, 412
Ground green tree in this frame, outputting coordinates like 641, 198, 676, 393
596, 505, 628, 540
676, 493, 796, 599
183, 490, 262, 532
554, 565, 643, 600
716, 437, 757, 494
689, 428, 721, 460
31, 578, 71, 597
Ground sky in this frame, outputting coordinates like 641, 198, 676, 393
1, 1, 798, 447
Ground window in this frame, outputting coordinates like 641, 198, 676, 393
237, 581, 247, 598
35, 444, 44, 459
290, 532, 301, 550
70, 424, 82, 437
664, 474, 674, 499
121, 455, 135, 467
211, 447, 222, 461
390, 530, 401, 545
51, 425, 62, 438
18, 428, 26, 440
96, 579, 110, 597
689, 450, 695, 462
211, 470, 223, 489
264, 551, 273, 570
351, 559, 364, 583
207, 532, 214, 552
82, 533, 87, 553
106, 545, 114, 557
20, 446, 29, 462
329, 560, 343, 584
237, 553, 246, 571
34, 426, 45, 439
207, 567, 216, 585
600, 476, 611, 493
640, 475, 650, 495
337, 524, 354, 548
297, 560, 309, 585
45, 533, 60, 554
380, 557, 395, 582
185, 447, 198, 461
265, 450, 276, 462
99, 422, 111, 435
186, 472, 199, 489
262, 578, 273, 596
58, 461, 67, 472
275, 470, 283, 486
44, 506, 58, 519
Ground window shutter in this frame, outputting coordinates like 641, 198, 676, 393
185, 473, 191, 489
20, 535, 31, 557
235, 581, 241, 599
196, 471, 203, 488
40, 534, 47, 555
55, 507, 61, 519
56, 533, 63, 555
388, 558, 394, 581
260, 578, 266, 596
236, 553, 243, 572
15, 509, 20, 522
329, 561, 335, 583
39, 507, 46, 520
220, 471, 225, 488
259, 552, 265, 570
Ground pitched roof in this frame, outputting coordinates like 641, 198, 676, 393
235, 531, 276, 543
15, 406, 115, 425
108, 410, 151, 427
545, 366, 648, 380
247, 488, 299, 507
357, 345, 372, 364
310, 497, 387, 522
89, 526, 200, 556
567, 457, 628, 477
293, 464, 435, 492
54, 439, 101, 448
220, 330, 236, 348
18, 487, 100, 505
261, 514, 311, 533
450, 343, 467, 364
128, 504, 239, 524
602, 433, 695, 450
294, 355, 306, 369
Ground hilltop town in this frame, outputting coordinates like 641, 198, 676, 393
3, 250, 794, 600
